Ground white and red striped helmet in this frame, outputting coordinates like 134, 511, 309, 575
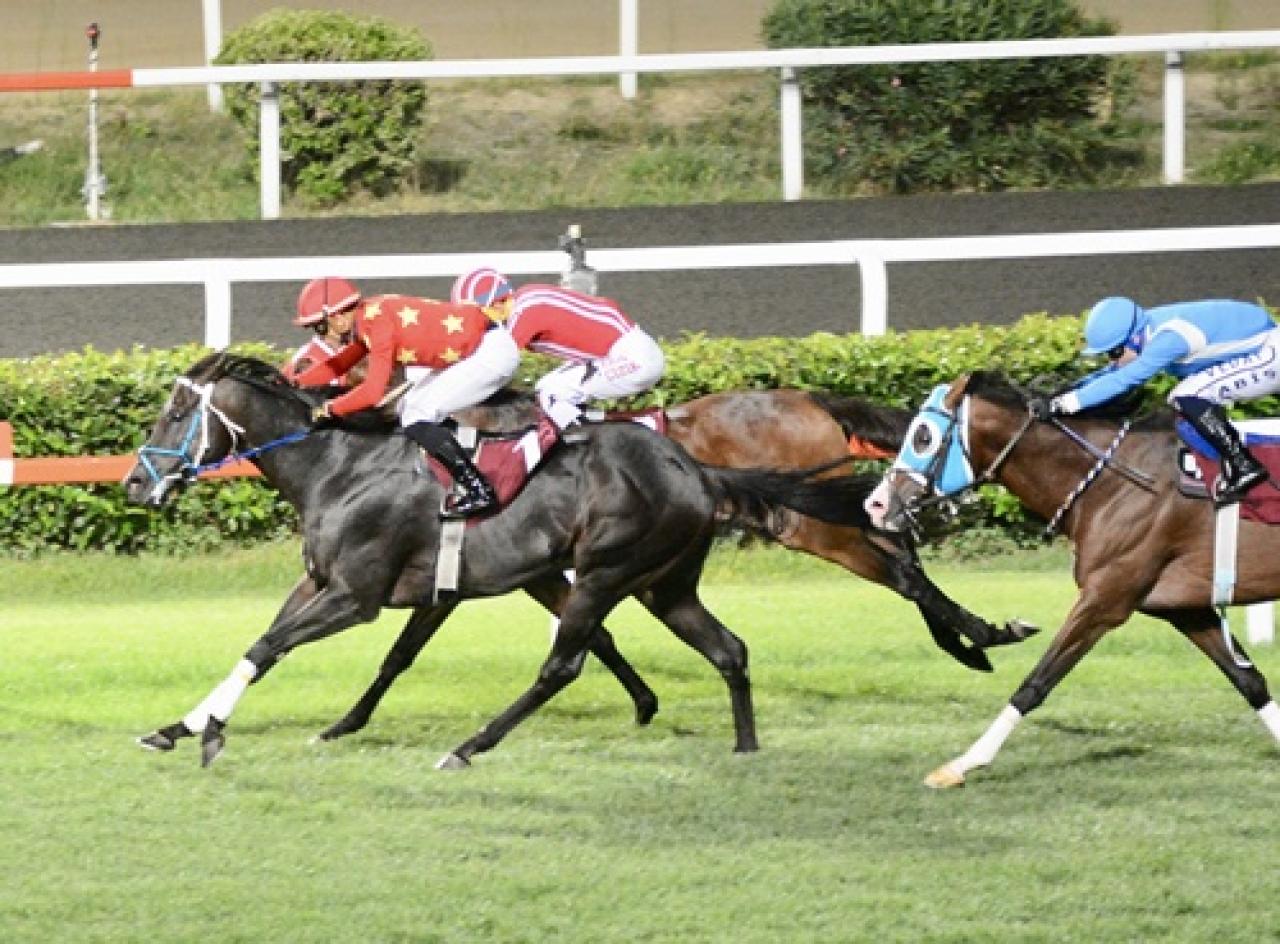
295, 276, 361, 327
451, 267, 514, 307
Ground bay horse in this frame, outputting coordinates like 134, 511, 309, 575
314, 387, 1036, 746
123, 353, 873, 768
865, 371, 1280, 787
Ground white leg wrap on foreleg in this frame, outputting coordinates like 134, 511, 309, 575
183, 659, 258, 733
953, 704, 1023, 775
1258, 701, 1280, 743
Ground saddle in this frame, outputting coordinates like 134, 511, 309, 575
1176, 418, 1280, 524
421, 406, 670, 521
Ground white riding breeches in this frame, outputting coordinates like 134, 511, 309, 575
534, 328, 665, 410
399, 327, 520, 426
1168, 327, 1280, 405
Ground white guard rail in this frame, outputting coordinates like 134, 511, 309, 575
8, 30, 1280, 214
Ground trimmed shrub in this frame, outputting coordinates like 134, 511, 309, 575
215, 9, 432, 203
761, 0, 1137, 194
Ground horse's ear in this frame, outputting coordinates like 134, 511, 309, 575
943, 373, 972, 409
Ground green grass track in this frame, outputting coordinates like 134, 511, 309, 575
1, 542, 1277, 943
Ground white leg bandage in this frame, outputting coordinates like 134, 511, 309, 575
183, 659, 257, 733
1259, 701, 1280, 743
954, 705, 1023, 774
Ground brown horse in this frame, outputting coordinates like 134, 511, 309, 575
865, 371, 1280, 787
315, 388, 1035, 746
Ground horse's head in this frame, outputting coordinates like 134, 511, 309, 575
123, 352, 310, 507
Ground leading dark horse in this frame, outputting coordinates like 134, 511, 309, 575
866, 371, 1280, 787
123, 353, 873, 768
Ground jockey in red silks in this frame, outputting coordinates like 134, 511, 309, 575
451, 267, 665, 430
293, 276, 520, 518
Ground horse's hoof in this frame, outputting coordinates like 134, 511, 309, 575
200, 718, 227, 768
137, 732, 175, 752
136, 721, 190, 752
435, 752, 470, 771
1006, 619, 1040, 641
923, 763, 966, 789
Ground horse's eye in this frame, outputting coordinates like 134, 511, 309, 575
912, 422, 936, 453
167, 409, 185, 422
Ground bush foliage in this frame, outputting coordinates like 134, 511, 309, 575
761, 0, 1136, 194
215, 9, 432, 203
0, 316, 1110, 555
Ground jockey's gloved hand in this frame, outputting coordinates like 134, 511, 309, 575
311, 404, 338, 429
1028, 396, 1057, 421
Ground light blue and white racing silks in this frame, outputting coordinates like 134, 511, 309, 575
890, 384, 976, 497
1056, 299, 1280, 414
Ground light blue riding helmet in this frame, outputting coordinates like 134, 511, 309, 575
1082, 296, 1144, 355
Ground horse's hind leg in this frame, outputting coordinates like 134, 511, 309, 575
524, 574, 659, 725
1168, 607, 1280, 745
639, 576, 757, 753
317, 601, 459, 741
438, 582, 625, 769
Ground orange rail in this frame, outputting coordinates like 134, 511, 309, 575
0, 69, 134, 92
0, 422, 259, 486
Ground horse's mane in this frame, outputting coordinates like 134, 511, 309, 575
965, 370, 1173, 431
806, 392, 912, 452
191, 352, 300, 397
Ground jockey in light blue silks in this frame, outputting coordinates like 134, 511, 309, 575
1033, 296, 1280, 504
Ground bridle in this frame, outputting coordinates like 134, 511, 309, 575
891, 392, 1156, 539
134, 375, 309, 502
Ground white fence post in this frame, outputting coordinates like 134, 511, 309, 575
201, 0, 224, 112
1247, 603, 1275, 645
259, 81, 281, 220
203, 273, 232, 349
856, 252, 888, 336
619, 0, 638, 100
780, 67, 803, 201
1163, 50, 1185, 184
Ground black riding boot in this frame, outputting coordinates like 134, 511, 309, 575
404, 421, 497, 519
1177, 398, 1268, 504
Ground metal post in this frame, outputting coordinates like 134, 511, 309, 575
83, 22, 106, 222
780, 67, 803, 201
259, 81, 281, 219
1163, 50, 1185, 184
201, 0, 224, 112
619, 0, 638, 99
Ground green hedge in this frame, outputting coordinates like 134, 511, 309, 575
0, 313, 1204, 555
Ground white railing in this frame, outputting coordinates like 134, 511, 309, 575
8, 30, 1280, 216
3, 223, 1278, 345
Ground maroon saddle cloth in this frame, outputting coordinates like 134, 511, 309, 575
1176, 419, 1280, 524
423, 407, 668, 520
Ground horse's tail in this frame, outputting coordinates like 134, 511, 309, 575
806, 392, 912, 455
699, 458, 879, 534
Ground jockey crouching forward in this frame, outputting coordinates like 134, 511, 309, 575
1034, 296, 1280, 504
451, 267, 665, 430
293, 276, 520, 518
282, 276, 363, 385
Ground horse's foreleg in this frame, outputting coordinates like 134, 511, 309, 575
317, 601, 458, 742
139, 577, 371, 767
1170, 608, 1280, 746
524, 574, 659, 725
926, 594, 1122, 788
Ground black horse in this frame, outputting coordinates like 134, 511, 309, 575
123, 353, 873, 768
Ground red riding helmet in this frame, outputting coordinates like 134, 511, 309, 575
295, 276, 362, 327
451, 267, 514, 307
